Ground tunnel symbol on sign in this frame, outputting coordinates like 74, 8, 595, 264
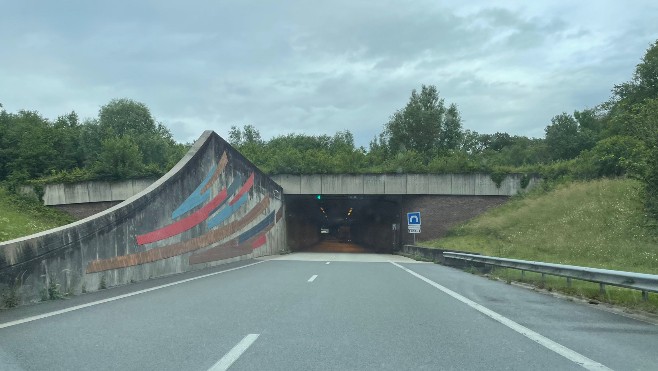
407, 212, 421, 225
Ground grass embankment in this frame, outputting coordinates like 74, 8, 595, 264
0, 187, 75, 243
421, 178, 658, 312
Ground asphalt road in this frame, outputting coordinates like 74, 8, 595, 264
1, 253, 657, 370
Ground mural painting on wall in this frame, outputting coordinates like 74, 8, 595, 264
86, 151, 282, 273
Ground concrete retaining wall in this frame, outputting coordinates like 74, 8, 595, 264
0, 131, 285, 306
271, 173, 539, 196
399, 245, 487, 270
20, 179, 157, 206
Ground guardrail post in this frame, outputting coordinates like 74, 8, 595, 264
566, 277, 572, 288
599, 283, 606, 296
642, 291, 649, 302
521, 270, 525, 279
541, 273, 545, 285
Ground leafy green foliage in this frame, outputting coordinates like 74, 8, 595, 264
646, 144, 658, 219
490, 172, 507, 188
1, 282, 20, 308
383, 85, 463, 159
98, 98, 157, 138
94, 137, 144, 179
544, 112, 595, 161
577, 136, 648, 179
47, 275, 64, 300
0, 98, 186, 186
229, 127, 368, 174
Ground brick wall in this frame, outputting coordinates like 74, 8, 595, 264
397, 195, 509, 245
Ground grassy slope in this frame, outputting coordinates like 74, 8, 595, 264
0, 187, 76, 243
422, 178, 658, 274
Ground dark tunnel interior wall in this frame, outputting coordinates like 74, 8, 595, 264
285, 198, 321, 251
350, 199, 398, 252
351, 222, 394, 252
284, 196, 399, 253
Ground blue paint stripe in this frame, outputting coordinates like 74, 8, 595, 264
206, 174, 243, 217
238, 212, 275, 244
206, 193, 249, 229
227, 174, 243, 196
172, 164, 217, 220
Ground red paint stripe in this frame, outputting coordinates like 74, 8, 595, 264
251, 234, 267, 249
136, 189, 228, 245
229, 173, 254, 206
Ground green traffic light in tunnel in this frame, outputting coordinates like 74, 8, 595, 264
316, 194, 321, 200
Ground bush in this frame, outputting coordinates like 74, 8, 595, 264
646, 142, 658, 219
93, 137, 145, 179
1, 283, 20, 308
579, 136, 648, 179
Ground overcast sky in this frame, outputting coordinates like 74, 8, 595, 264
2, 1, 657, 147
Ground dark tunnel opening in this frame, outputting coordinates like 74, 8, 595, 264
285, 195, 401, 253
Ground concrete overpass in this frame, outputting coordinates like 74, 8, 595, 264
271, 173, 537, 196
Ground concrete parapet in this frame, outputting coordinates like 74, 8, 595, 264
271, 173, 539, 196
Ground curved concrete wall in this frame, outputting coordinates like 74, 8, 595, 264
0, 131, 285, 306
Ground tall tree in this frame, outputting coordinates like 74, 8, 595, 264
439, 103, 463, 152
612, 40, 658, 106
98, 98, 157, 137
384, 85, 446, 157
544, 112, 590, 161
95, 98, 179, 174
52, 111, 84, 171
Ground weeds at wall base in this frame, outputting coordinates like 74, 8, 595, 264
485, 267, 658, 314
48, 277, 65, 300
40, 276, 65, 302
1, 284, 20, 308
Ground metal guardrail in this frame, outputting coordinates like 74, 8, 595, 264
443, 252, 658, 301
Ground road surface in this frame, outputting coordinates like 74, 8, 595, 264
1, 253, 657, 370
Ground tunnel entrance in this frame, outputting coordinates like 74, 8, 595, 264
285, 195, 400, 253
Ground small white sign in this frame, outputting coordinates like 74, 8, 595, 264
408, 225, 421, 234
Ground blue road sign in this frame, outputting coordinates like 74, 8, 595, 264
407, 212, 421, 225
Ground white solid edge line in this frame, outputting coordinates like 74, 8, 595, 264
389, 262, 613, 371
208, 333, 260, 371
308, 274, 318, 282
0, 260, 267, 330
